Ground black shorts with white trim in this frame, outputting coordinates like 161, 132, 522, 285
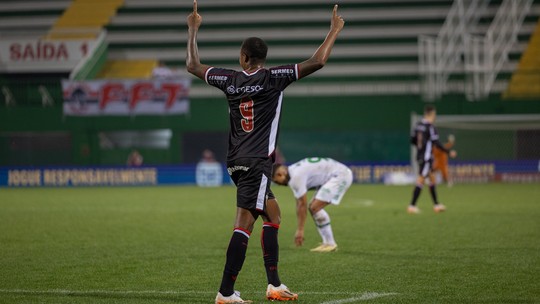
418, 159, 434, 177
227, 157, 275, 213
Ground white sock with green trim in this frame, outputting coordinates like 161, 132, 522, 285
312, 209, 336, 246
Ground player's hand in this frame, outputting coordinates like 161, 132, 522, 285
294, 230, 304, 247
187, 0, 202, 30
330, 5, 345, 33
449, 150, 457, 158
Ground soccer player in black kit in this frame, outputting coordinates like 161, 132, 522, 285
408, 105, 457, 214
186, 1, 344, 303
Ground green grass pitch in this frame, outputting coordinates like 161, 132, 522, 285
0, 184, 538, 303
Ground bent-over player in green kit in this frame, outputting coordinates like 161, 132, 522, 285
186, 0, 344, 303
272, 158, 353, 253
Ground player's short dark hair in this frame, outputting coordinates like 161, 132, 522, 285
424, 104, 436, 115
241, 37, 268, 63
271, 163, 283, 178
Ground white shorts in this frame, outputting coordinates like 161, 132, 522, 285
314, 168, 353, 205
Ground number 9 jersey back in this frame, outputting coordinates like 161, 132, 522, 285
205, 64, 299, 162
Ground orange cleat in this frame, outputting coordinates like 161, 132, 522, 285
266, 284, 298, 301
433, 204, 446, 213
407, 205, 421, 214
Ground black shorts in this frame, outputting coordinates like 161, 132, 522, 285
418, 159, 433, 177
227, 157, 275, 213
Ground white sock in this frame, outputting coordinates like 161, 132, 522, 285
312, 209, 336, 246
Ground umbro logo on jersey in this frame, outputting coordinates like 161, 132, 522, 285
227, 165, 250, 175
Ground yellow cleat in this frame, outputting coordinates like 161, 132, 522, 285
266, 284, 298, 301
310, 244, 338, 252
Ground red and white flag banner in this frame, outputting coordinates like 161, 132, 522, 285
62, 78, 191, 116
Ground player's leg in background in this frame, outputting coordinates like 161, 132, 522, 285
218, 207, 257, 297
408, 161, 427, 213
310, 171, 351, 249
411, 176, 425, 204
441, 164, 453, 187
428, 172, 439, 205
261, 198, 282, 288
309, 200, 336, 247
428, 173, 446, 212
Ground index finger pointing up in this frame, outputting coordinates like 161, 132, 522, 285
193, 0, 198, 13
333, 4, 338, 15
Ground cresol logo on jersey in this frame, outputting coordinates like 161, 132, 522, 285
227, 85, 264, 95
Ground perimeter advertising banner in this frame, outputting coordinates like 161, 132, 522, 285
62, 78, 191, 116
0, 166, 231, 187
1, 161, 538, 187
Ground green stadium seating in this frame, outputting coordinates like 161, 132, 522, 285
0, 1, 69, 31
504, 20, 540, 99
104, 0, 540, 98
1, 0, 539, 104
0, 1, 72, 106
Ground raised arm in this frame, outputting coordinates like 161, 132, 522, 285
186, 0, 211, 80
297, 5, 345, 79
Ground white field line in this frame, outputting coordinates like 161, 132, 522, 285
320, 292, 398, 304
0, 289, 398, 303
0, 289, 206, 295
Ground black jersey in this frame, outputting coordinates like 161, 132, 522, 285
411, 119, 448, 161
205, 65, 298, 161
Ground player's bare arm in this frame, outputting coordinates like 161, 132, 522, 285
186, 0, 211, 80
295, 194, 308, 246
298, 4, 345, 79
416, 131, 423, 150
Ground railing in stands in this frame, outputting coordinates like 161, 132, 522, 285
418, 0, 490, 101
464, 0, 533, 101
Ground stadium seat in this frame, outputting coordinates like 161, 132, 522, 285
0, 1, 69, 31
96, 59, 158, 79
47, 0, 124, 39
504, 19, 540, 99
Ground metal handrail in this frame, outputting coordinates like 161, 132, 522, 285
465, 0, 533, 101
419, 0, 490, 101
